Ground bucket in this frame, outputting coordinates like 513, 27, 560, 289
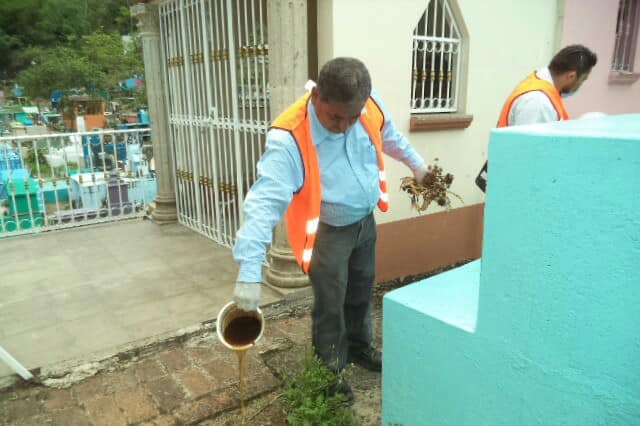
216, 301, 264, 351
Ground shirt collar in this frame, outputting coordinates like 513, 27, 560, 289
536, 67, 554, 84
307, 100, 342, 146
307, 100, 368, 146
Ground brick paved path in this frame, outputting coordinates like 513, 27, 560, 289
0, 301, 382, 425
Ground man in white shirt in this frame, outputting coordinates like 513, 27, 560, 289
476, 44, 597, 191
506, 45, 597, 126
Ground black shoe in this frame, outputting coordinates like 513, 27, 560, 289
330, 378, 354, 404
348, 346, 382, 372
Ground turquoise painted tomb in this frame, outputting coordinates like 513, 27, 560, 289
382, 114, 640, 425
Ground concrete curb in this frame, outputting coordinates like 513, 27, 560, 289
0, 292, 313, 392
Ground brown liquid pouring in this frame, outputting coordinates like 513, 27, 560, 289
223, 315, 262, 424
237, 349, 247, 424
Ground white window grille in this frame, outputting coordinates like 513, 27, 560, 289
612, 0, 639, 72
411, 0, 462, 114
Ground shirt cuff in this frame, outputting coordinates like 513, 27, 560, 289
405, 153, 426, 172
237, 261, 263, 284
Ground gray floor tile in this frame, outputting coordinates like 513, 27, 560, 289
0, 221, 289, 383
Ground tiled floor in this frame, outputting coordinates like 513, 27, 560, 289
0, 220, 285, 381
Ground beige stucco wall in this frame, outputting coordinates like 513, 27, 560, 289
317, 0, 560, 224
561, 0, 640, 116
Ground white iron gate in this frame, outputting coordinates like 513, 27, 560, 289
160, 0, 269, 247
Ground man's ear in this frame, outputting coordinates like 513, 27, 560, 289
566, 70, 578, 84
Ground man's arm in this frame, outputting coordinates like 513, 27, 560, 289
509, 91, 558, 125
232, 129, 303, 284
370, 91, 425, 171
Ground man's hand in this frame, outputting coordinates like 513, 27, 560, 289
234, 282, 261, 311
413, 164, 429, 185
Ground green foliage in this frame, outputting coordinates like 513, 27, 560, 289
0, 0, 132, 50
17, 46, 95, 98
79, 31, 143, 88
16, 30, 143, 99
0, 0, 145, 109
23, 146, 52, 177
282, 352, 358, 426
44, 0, 135, 41
0, 0, 44, 76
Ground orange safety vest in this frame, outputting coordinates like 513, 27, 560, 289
476, 72, 570, 193
497, 71, 569, 128
270, 93, 388, 273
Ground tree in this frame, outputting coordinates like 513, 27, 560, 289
17, 30, 143, 100
81, 31, 143, 88
33, 0, 133, 46
16, 46, 96, 98
0, 0, 44, 77
0, 0, 132, 79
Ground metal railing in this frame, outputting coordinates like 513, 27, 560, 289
411, 0, 462, 114
0, 128, 156, 238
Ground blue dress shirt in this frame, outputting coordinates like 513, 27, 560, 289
233, 90, 425, 283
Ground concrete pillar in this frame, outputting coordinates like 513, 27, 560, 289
131, 2, 177, 224
264, 0, 310, 288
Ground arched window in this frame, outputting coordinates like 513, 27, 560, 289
411, 0, 462, 114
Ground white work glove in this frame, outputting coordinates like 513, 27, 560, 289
234, 282, 261, 311
413, 164, 429, 185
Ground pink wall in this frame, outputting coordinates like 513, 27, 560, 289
562, 0, 640, 116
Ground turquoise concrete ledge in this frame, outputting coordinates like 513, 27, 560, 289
382, 114, 640, 426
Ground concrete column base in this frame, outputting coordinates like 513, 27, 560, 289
151, 195, 177, 224
265, 244, 310, 288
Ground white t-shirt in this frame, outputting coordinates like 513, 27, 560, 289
507, 67, 559, 126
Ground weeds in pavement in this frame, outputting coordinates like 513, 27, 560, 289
282, 351, 358, 426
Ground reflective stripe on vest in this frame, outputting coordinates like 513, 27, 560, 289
497, 71, 570, 128
270, 93, 387, 273
306, 217, 319, 234
359, 97, 389, 211
301, 219, 318, 270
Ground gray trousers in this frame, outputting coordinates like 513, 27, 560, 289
308, 213, 376, 373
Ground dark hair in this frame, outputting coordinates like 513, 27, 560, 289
548, 44, 597, 79
316, 57, 372, 105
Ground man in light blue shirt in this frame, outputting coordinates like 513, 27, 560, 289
233, 57, 427, 402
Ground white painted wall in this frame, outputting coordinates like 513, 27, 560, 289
317, 0, 559, 224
